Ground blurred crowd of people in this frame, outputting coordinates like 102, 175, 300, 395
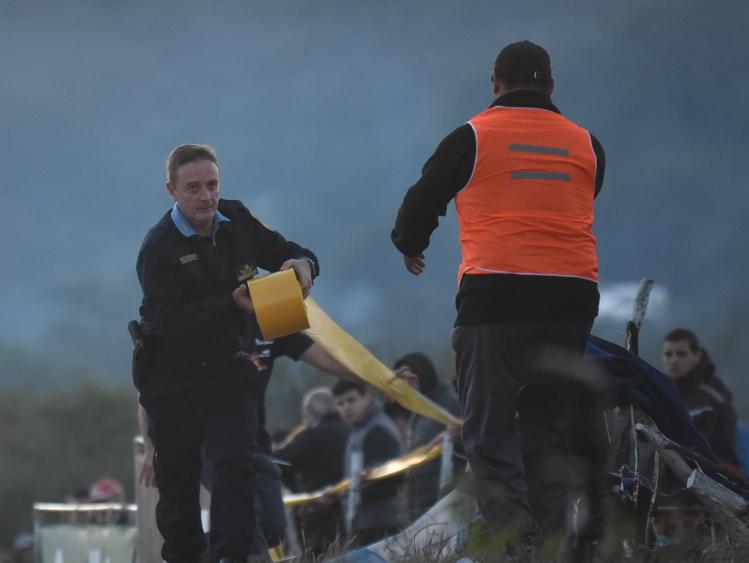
271, 352, 463, 555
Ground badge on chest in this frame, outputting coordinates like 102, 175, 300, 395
236, 263, 258, 282
179, 253, 199, 265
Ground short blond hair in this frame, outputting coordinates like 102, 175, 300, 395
166, 144, 218, 185
302, 387, 336, 421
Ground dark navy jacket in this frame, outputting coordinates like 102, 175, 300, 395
136, 199, 318, 401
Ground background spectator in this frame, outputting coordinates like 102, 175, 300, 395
662, 328, 742, 473
333, 380, 404, 547
394, 353, 462, 518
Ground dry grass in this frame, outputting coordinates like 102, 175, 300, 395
278, 518, 749, 563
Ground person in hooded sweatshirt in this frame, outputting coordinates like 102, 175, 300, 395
393, 353, 463, 518
662, 328, 742, 473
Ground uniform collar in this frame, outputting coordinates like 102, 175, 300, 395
170, 203, 230, 238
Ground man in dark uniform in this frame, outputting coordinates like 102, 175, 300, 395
391, 42, 606, 553
137, 144, 318, 563
139, 316, 353, 555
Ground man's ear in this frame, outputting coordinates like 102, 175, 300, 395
545, 77, 555, 96
166, 181, 177, 201
491, 72, 502, 97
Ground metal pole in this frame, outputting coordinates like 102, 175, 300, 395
439, 433, 454, 493
344, 451, 363, 538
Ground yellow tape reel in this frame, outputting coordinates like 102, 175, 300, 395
247, 269, 310, 340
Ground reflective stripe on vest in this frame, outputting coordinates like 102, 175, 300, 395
456, 105, 599, 283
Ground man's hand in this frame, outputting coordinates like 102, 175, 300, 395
139, 446, 156, 487
137, 405, 156, 487
403, 254, 426, 276
393, 365, 420, 389
232, 284, 254, 312
281, 258, 314, 297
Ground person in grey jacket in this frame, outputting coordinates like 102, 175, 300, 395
332, 379, 404, 546
394, 353, 462, 518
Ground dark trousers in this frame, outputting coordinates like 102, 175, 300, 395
147, 371, 260, 562
252, 453, 287, 548
451, 321, 601, 543
202, 451, 288, 550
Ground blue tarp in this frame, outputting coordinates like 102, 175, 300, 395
585, 335, 716, 463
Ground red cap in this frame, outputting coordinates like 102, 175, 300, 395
89, 478, 125, 502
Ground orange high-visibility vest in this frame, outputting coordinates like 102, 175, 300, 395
456, 105, 599, 283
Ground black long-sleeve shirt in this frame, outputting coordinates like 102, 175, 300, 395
392, 90, 605, 325
248, 328, 315, 454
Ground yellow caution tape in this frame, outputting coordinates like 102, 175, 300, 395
248, 269, 310, 340
254, 293, 462, 509
283, 479, 351, 508
268, 545, 284, 561
283, 441, 444, 508
304, 298, 461, 427
365, 441, 443, 481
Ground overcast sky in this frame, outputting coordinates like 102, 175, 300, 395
2, 0, 747, 379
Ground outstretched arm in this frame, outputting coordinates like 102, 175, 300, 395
391, 123, 476, 274
300, 342, 356, 380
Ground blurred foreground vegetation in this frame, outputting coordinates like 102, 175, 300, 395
0, 342, 380, 550
0, 380, 137, 548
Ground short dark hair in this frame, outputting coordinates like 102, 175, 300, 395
332, 379, 367, 397
664, 328, 700, 353
166, 144, 218, 185
494, 40, 552, 91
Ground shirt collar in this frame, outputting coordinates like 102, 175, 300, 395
490, 89, 561, 114
170, 203, 230, 238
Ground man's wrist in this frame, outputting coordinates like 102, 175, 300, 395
302, 257, 317, 278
